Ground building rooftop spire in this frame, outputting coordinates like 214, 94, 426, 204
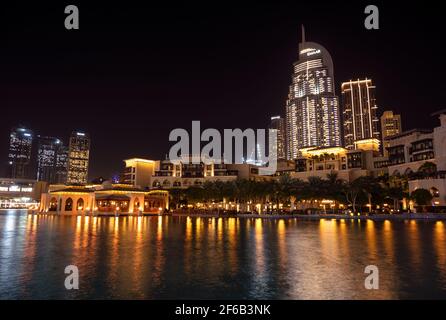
301, 24, 305, 44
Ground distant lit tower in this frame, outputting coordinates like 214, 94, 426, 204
55, 145, 69, 184
36, 136, 68, 183
381, 110, 402, 156
269, 116, 286, 160
8, 127, 33, 179
285, 26, 341, 159
67, 131, 90, 184
341, 78, 380, 151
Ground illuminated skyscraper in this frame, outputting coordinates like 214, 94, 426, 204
381, 110, 402, 156
55, 145, 69, 184
36, 136, 68, 183
285, 27, 341, 159
269, 116, 286, 160
8, 127, 33, 179
341, 78, 380, 151
67, 131, 90, 184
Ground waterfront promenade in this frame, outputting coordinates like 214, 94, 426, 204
171, 211, 446, 221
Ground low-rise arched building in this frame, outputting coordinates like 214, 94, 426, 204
39, 184, 169, 215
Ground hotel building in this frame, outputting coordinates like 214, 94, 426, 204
292, 146, 388, 182
381, 110, 402, 156
121, 156, 273, 190
269, 116, 286, 160
8, 127, 33, 179
285, 28, 341, 159
385, 110, 446, 207
67, 131, 90, 184
341, 78, 380, 152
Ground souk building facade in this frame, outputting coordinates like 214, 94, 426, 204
39, 183, 169, 215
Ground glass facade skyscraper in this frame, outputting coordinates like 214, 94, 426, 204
36, 136, 68, 183
8, 127, 33, 179
341, 78, 380, 150
285, 29, 341, 159
55, 145, 69, 184
269, 116, 286, 160
67, 131, 90, 184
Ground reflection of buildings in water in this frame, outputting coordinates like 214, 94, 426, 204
277, 219, 287, 267
365, 219, 377, 260
434, 221, 446, 277
407, 220, 421, 271
382, 220, 395, 262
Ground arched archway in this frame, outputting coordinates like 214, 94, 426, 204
77, 198, 84, 210
152, 180, 161, 188
49, 197, 58, 211
134, 197, 140, 211
173, 181, 181, 187
65, 198, 73, 211
431, 187, 440, 198
163, 180, 171, 187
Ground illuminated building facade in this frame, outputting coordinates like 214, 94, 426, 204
38, 183, 169, 215
0, 178, 47, 208
8, 127, 33, 179
67, 131, 90, 184
122, 158, 155, 187
120, 157, 271, 189
36, 136, 68, 183
292, 146, 388, 182
55, 145, 69, 184
285, 28, 341, 159
381, 110, 402, 156
269, 116, 286, 160
341, 78, 380, 151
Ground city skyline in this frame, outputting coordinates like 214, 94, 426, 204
2, 2, 446, 304
1, 2, 444, 179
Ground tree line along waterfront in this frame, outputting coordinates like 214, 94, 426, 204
168, 162, 440, 215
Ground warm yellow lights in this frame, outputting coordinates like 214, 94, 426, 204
354, 138, 380, 151
302, 146, 347, 157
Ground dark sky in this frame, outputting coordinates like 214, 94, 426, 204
1, 1, 444, 179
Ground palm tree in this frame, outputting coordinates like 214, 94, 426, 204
342, 176, 382, 213
410, 188, 433, 212
384, 186, 404, 211
169, 188, 185, 210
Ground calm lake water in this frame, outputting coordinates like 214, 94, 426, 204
0, 210, 446, 299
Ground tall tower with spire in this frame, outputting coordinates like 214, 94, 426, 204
285, 26, 341, 159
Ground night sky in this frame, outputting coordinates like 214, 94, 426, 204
1, 1, 444, 179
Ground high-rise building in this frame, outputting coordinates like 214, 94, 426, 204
8, 127, 33, 179
36, 136, 68, 183
341, 78, 380, 152
67, 131, 90, 184
381, 110, 402, 156
285, 27, 341, 159
269, 116, 286, 160
55, 145, 69, 184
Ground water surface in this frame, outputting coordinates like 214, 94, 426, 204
0, 210, 445, 299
